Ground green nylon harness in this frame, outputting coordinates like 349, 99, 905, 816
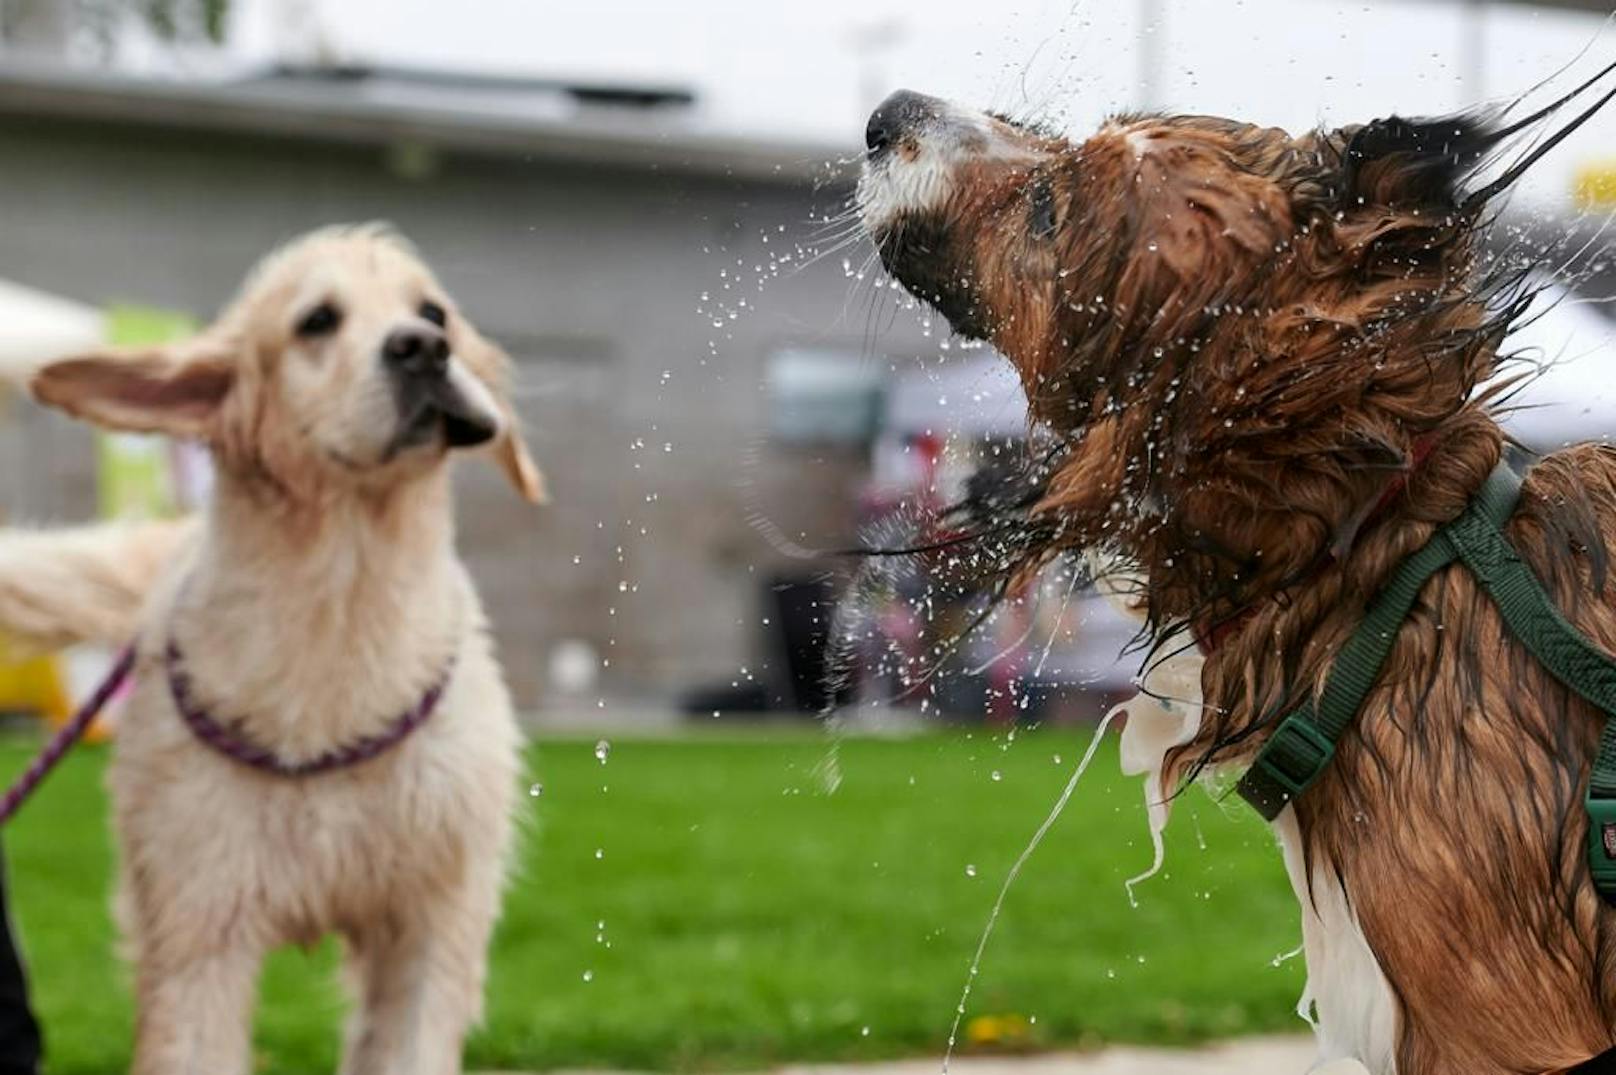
1235, 462, 1616, 902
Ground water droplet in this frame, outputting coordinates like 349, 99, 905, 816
990, 770, 1002, 782
594, 739, 611, 764
582, 969, 594, 983
965, 864, 978, 878
528, 783, 543, 798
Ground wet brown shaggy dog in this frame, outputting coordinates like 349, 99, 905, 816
858, 81, 1616, 1074
2, 225, 542, 1074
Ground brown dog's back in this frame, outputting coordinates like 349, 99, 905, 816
1300, 445, 1616, 1071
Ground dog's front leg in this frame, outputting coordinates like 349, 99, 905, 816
129, 945, 264, 1075
339, 882, 497, 1075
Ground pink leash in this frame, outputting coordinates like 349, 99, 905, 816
0, 646, 134, 825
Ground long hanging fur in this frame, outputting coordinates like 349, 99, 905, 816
915, 68, 1616, 712
859, 64, 1616, 1070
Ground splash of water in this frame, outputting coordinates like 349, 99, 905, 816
941, 705, 1121, 1074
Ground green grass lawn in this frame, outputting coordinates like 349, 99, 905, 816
0, 728, 1305, 1074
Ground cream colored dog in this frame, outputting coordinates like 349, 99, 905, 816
10, 224, 542, 1074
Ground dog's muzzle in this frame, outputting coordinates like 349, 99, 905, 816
384, 324, 500, 450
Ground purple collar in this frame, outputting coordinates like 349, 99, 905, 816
163, 638, 454, 777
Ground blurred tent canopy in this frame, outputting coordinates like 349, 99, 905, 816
0, 278, 102, 378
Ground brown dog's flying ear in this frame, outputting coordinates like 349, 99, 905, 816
31, 332, 237, 441
458, 332, 547, 505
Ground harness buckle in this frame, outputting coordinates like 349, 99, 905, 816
1585, 790, 1616, 903
1236, 710, 1336, 822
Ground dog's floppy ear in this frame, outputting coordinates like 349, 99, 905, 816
458, 330, 546, 505
31, 331, 238, 441
1335, 113, 1495, 210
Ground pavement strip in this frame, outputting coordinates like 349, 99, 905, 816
479, 1035, 1324, 1075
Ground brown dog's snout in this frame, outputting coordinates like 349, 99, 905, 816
866, 89, 938, 157
383, 324, 450, 379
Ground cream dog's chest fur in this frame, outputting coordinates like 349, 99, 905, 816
109, 565, 520, 950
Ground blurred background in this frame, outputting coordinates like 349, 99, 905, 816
2, 0, 1616, 729
1, 2, 1615, 1072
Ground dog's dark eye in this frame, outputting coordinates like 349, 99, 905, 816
296, 303, 342, 338
1029, 179, 1058, 239
418, 300, 448, 328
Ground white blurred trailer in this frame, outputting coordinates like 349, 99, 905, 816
1494, 285, 1616, 451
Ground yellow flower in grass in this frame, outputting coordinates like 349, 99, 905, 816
964, 1013, 1031, 1047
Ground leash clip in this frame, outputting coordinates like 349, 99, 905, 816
1236, 710, 1336, 822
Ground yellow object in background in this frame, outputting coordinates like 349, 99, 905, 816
1574, 160, 1616, 208
0, 640, 79, 735
0, 648, 112, 742
963, 1013, 1032, 1048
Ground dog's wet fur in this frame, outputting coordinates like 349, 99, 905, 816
859, 75, 1616, 1071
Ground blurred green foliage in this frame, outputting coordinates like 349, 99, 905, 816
0, 0, 229, 50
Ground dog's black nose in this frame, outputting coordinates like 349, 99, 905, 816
383, 325, 449, 378
866, 89, 936, 156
